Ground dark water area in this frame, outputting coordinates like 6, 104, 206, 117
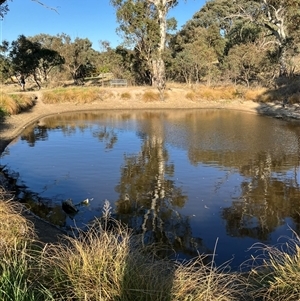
1, 109, 300, 270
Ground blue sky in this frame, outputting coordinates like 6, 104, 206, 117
0, 0, 206, 51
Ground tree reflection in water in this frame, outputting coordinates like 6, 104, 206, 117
222, 151, 300, 241
2, 110, 300, 267
115, 130, 205, 259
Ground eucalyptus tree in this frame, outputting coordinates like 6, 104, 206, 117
9, 35, 42, 89
147, 0, 178, 94
35, 48, 65, 82
224, 42, 268, 86
169, 22, 224, 84
194, 0, 300, 77
8, 35, 64, 89
28, 34, 65, 81
0, 40, 11, 82
111, 0, 178, 97
0, 0, 8, 18
57, 35, 95, 84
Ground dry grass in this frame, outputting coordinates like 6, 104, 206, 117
0, 94, 34, 115
186, 91, 198, 101
41, 219, 131, 300
142, 90, 161, 102
42, 87, 104, 104
39, 203, 246, 301
172, 259, 246, 301
288, 92, 300, 104
243, 88, 268, 101
4, 190, 300, 300
185, 85, 241, 102
0, 192, 55, 300
0, 193, 35, 253
120, 92, 132, 99
13, 94, 35, 110
0, 94, 19, 114
247, 233, 300, 301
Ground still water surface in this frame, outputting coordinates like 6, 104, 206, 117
1, 109, 300, 268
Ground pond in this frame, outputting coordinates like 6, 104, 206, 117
1, 109, 300, 269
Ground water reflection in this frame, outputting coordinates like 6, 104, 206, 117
1, 109, 300, 268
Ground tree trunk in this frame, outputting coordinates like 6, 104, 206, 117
261, 0, 288, 77
148, 0, 170, 100
152, 58, 166, 99
33, 73, 41, 90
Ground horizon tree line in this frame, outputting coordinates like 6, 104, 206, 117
0, 0, 300, 91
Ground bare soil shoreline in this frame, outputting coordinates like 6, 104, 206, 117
3, 86, 299, 153
1, 86, 300, 244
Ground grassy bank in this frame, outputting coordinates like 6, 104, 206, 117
0, 84, 272, 116
0, 94, 35, 115
1, 190, 300, 301
2, 76, 300, 116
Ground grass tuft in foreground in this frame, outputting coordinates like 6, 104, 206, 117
5, 191, 300, 300
0, 191, 55, 301
39, 205, 246, 301
248, 233, 300, 301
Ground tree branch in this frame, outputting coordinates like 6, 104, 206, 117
31, 0, 59, 14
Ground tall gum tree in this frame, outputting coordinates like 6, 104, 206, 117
111, 0, 178, 98
148, 0, 178, 95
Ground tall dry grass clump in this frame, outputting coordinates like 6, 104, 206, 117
185, 85, 240, 102
172, 258, 246, 301
248, 235, 300, 301
13, 94, 35, 110
120, 92, 131, 99
0, 195, 35, 253
0, 94, 34, 115
40, 201, 131, 300
40, 201, 246, 301
43, 87, 102, 104
243, 87, 273, 102
142, 90, 160, 102
0, 190, 55, 300
41, 219, 129, 300
0, 94, 19, 114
